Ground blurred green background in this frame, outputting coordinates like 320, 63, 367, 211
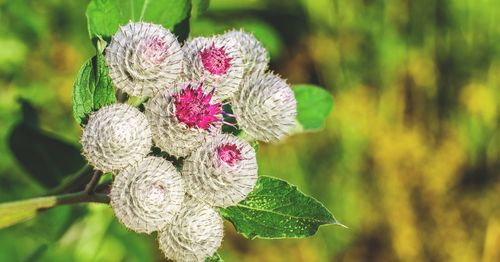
1, 0, 499, 261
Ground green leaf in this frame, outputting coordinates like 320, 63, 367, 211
293, 84, 333, 131
72, 53, 116, 125
192, 0, 210, 17
220, 176, 341, 239
252, 141, 259, 152
205, 252, 223, 262
9, 101, 86, 188
86, 0, 192, 43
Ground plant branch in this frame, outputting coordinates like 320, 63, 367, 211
0, 191, 109, 229
0, 192, 109, 212
84, 170, 102, 194
47, 164, 93, 195
95, 179, 112, 194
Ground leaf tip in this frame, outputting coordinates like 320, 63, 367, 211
336, 222, 349, 229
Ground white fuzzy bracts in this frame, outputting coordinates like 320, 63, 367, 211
106, 22, 183, 98
232, 72, 297, 142
81, 103, 152, 172
182, 134, 258, 207
223, 30, 269, 76
110, 156, 185, 234
158, 198, 224, 262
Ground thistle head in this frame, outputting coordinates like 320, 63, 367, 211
223, 29, 269, 76
105, 22, 183, 97
182, 134, 258, 207
145, 82, 222, 157
158, 198, 223, 262
232, 72, 297, 142
110, 156, 185, 234
183, 36, 244, 101
81, 104, 152, 172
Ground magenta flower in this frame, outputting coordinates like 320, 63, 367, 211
145, 82, 223, 157
183, 36, 244, 101
200, 43, 233, 75
217, 143, 242, 166
173, 83, 222, 129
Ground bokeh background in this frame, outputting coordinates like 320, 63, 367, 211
1, 0, 499, 261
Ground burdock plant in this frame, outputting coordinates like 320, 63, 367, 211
1, 1, 342, 262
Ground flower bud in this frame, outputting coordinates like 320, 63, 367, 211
81, 104, 152, 172
182, 134, 258, 207
110, 156, 185, 234
106, 22, 183, 97
158, 198, 223, 262
223, 29, 269, 76
232, 72, 297, 142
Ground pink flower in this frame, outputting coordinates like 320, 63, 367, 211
216, 143, 242, 166
183, 36, 244, 101
145, 82, 223, 157
200, 43, 233, 75
173, 83, 222, 129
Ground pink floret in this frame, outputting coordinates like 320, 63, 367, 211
174, 84, 222, 129
217, 144, 242, 166
200, 43, 232, 75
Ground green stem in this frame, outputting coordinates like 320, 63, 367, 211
0, 192, 109, 211
0, 191, 109, 229
84, 170, 102, 194
47, 164, 93, 195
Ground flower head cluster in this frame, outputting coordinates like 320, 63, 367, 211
80, 21, 296, 262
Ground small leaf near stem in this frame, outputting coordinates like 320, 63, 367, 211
96, 35, 108, 53
72, 54, 116, 125
205, 252, 224, 262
